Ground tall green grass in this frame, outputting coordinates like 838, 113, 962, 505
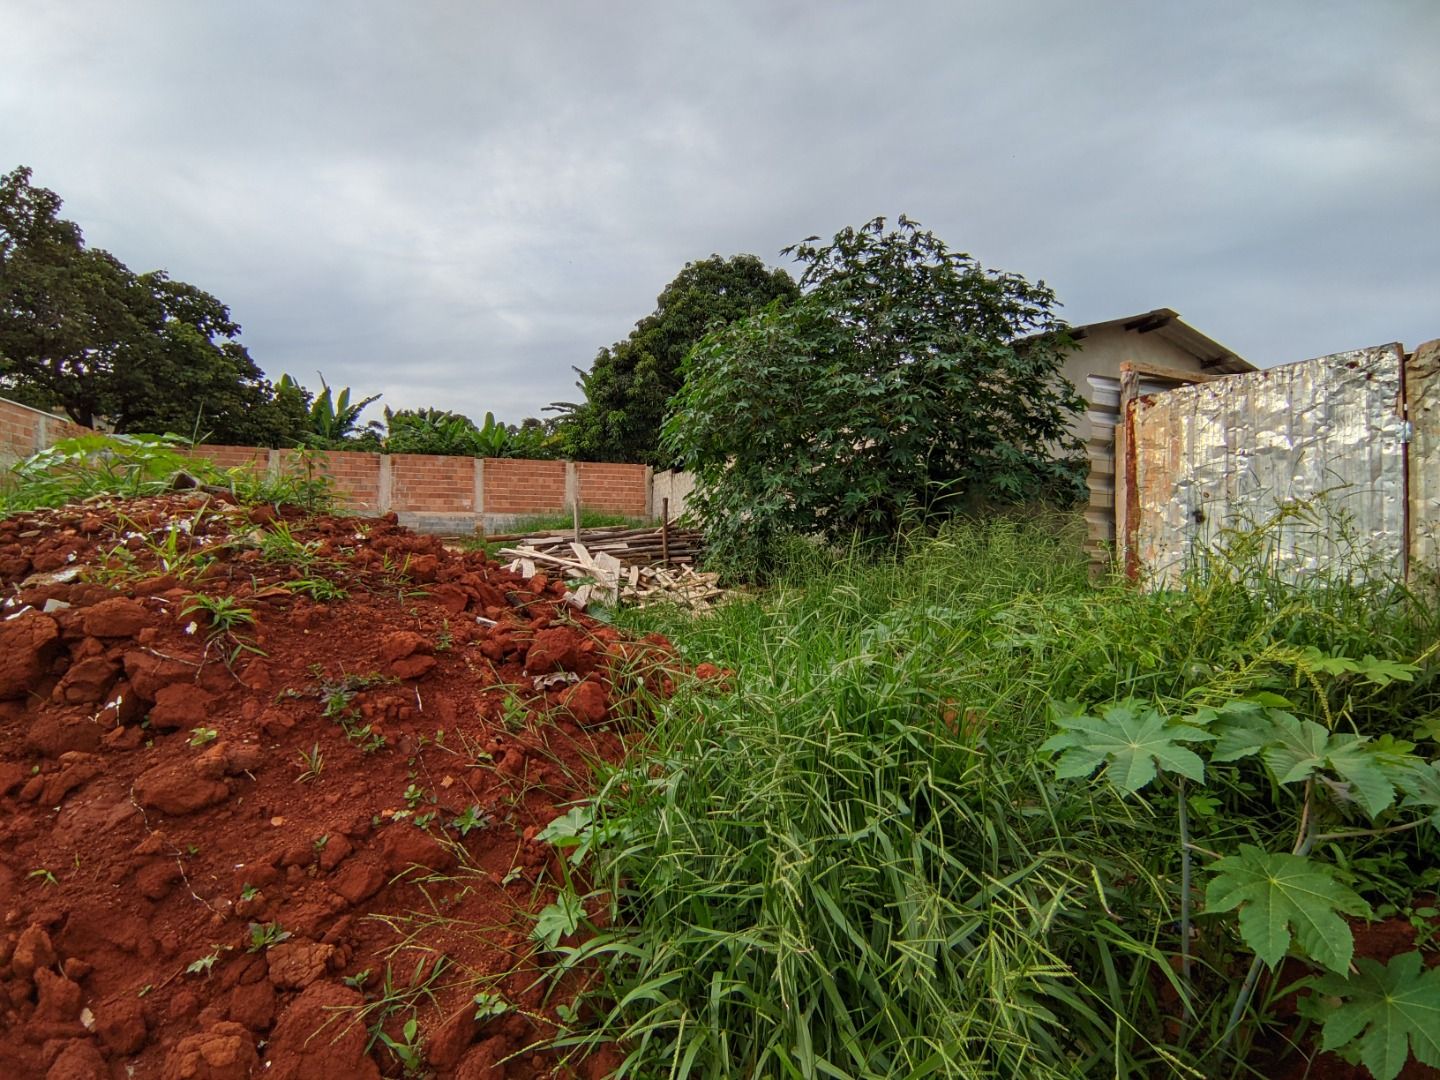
551, 513, 1437, 1078
0, 433, 335, 514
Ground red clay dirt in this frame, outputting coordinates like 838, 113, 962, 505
0, 492, 681, 1079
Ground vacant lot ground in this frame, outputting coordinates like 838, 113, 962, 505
0, 491, 681, 1079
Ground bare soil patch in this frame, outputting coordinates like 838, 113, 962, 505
0, 492, 679, 1079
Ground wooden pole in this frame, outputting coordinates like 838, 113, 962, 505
661, 498, 670, 565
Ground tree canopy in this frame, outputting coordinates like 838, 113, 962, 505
555, 254, 798, 466
0, 166, 307, 446
663, 216, 1089, 574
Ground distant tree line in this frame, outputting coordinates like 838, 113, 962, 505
0, 166, 563, 456
4, 166, 1086, 562
548, 254, 800, 467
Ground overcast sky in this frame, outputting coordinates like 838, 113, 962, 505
2, 1, 1436, 426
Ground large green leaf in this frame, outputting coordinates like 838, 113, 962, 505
1260, 713, 1332, 783
1396, 760, 1440, 834
1311, 952, 1440, 1080
1206, 705, 1284, 764
1261, 714, 1407, 817
1040, 701, 1212, 795
532, 890, 584, 950
1204, 845, 1370, 973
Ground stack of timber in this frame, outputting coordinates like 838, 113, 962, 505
486, 523, 703, 568
498, 538, 723, 611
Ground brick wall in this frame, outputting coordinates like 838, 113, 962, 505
483, 458, 567, 516
2, 396, 656, 528
279, 449, 382, 510
0, 403, 40, 467
391, 454, 475, 513
194, 444, 268, 472
0, 398, 90, 467
577, 461, 649, 515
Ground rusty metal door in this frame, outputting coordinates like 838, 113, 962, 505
1122, 344, 1411, 586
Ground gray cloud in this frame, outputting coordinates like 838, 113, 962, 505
2, 0, 1436, 426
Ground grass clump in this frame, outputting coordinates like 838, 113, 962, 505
0, 432, 335, 514
548, 513, 1438, 1078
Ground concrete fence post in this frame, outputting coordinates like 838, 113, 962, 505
35, 414, 48, 452
563, 460, 578, 511
473, 456, 486, 517
644, 466, 654, 519
378, 455, 393, 512
266, 449, 281, 478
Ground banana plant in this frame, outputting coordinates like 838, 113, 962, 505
279, 373, 381, 447
473, 411, 512, 457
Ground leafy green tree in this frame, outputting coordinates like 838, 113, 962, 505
664, 216, 1089, 573
506, 415, 565, 459
556, 254, 798, 466
0, 166, 306, 446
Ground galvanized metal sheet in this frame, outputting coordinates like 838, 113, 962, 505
1129, 344, 1407, 586
1409, 340, 1440, 575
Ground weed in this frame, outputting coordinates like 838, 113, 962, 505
531, 890, 583, 950
284, 575, 349, 601
27, 868, 58, 887
181, 593, 255, 635
298, 672, 394, 755
294, 743, 324, 782
239, 884, 260, 902
472, 990, 511, 1021
185, 947, 222, 976
180, 594, 264, 665
452, 805, 490, 837
376, 1015, 425, 1076
188, 726, 218, 747
256, 520, 322, 567
224, 446, 335, 513
111, 512, 219, 581
245, 922, 292, 953
349, 954, 451, 1057
1, 433, 199, 513
499, 693, 528, 733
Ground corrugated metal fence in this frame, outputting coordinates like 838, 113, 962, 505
1119, 341, 1438, 586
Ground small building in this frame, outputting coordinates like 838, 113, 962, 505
1059, 309, 1255, 567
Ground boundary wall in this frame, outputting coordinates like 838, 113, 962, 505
0, 396, 665, 534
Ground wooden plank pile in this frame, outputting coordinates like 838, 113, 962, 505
486, 523, 704, 568
497, 532, 723, 610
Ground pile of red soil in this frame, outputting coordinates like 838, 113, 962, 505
0, 492, 683, 1080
